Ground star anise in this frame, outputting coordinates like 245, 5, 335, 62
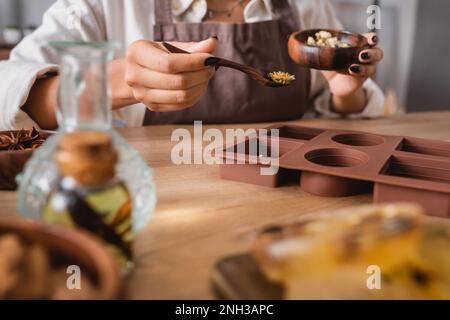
0, 127, 45, 152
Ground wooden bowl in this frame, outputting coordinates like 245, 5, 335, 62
0, 218, 122, 300
288, 29, 369, 71
0, 130, 52, 190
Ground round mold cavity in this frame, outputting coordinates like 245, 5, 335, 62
305, 148, 369, 168
300, 171, 371, 197
332, 133, 385, 147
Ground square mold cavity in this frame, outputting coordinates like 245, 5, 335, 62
397, 137, 450, 159
375, 155, 450, 217
380, 155, 450, 184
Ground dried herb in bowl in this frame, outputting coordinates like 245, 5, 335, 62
0, 128, 46, 152
307, 30, 351, 48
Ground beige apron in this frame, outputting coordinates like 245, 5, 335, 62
144, 0, 311, 125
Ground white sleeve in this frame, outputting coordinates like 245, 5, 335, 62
0, 0, 106, 130
291, 0, 386, 118
312, 77, 387, 119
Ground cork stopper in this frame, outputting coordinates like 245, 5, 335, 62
55, 131, 118, 187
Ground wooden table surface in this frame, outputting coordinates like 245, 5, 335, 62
1, 111, 449, 299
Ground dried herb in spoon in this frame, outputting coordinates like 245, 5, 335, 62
0, 127, 45, 151
268, 71, 296, 86
162, 42, 296, 88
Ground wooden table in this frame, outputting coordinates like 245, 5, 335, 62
1, 111, 449, 299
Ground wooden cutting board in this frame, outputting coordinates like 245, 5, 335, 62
211, 254, 283, 300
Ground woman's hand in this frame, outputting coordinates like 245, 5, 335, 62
321, 33, 384, 114
22, 38, 217, 130
124, 38, 217, 112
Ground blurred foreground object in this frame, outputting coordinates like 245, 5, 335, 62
44, 131, 133, 269
0, 218, 121, 300
253, 203, 450, 299
17, 42, 156, 236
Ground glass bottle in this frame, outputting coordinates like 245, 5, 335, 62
44, 131, 133, 267
17, 41, 156, 235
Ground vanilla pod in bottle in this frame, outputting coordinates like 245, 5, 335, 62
44, 131, 133, 268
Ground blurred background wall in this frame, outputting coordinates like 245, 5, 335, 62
332, 0, 416, 112
0, 0, 449, 112
0, 0, 54, 28
406, 0, 450, 112
331, 0, 450, 112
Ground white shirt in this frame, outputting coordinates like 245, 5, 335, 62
0, 0, 385, 130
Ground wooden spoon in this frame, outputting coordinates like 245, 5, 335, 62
162, 42, 295, 88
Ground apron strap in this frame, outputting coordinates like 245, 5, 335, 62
155, 0, 174, 26
272, 0, 299, 35
271, 0, 293, 17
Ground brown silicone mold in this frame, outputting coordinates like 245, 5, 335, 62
219, 125, 450, 218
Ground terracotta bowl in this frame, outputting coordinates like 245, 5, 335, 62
0, 218, 122, 300
0, 130, 52, 190
288, 29, 369, 71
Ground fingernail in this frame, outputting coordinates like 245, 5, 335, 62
204, 57, 220, 66
372, 35, 378, 43
350, 65, 361, 73
361, 52, 370, 60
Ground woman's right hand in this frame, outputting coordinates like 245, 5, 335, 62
125, 38, 217, 112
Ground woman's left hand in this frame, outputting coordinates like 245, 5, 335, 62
321, 33, 384, 113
